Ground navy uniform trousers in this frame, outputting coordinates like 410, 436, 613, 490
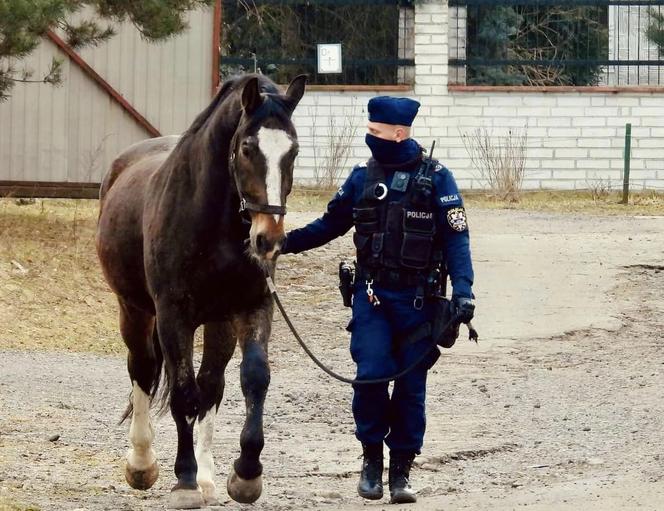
349, 283, 440, 454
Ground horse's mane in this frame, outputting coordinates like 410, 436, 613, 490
185, 73, 284, 136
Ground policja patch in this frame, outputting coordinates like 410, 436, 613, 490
446, 207, 468, 232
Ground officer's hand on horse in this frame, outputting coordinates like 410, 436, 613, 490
451, 296, 475, 324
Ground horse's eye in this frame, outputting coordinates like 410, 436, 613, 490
241, 139, 256, 158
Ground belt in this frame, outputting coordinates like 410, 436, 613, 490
355, 266, 424, 289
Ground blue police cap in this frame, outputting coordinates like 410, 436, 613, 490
368, 96, 420, 127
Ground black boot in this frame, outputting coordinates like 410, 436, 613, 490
357, 443, 383, 500
389, 451, 417, 504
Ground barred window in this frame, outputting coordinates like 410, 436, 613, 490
221, 0, 415, 86
449, 0, 664, 87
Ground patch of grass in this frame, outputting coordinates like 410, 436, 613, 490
0, 199, 122, 355
288, 188, 664, 216
0, 497, 41, 511
464, 189, 664, 216
288, 187, 337, 212
1, 189, 661, 355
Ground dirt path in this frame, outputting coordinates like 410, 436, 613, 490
1, 209, 663, 511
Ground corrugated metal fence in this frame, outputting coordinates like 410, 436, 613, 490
0, 7, 215, 197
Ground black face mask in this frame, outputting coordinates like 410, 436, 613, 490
365, 134, 419, 165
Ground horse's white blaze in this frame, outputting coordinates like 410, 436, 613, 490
196, 409, 217, 488
127, 381, 156, 470
257, 127, 292, 223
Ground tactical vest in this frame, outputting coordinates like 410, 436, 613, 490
352, 156, 443, 288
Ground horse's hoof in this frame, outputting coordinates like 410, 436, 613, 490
198, 480, 219, 506
125, 460, 159, 490
168, 486, 205, 509
226, 469, 262, 504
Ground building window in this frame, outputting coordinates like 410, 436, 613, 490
449, 0, 664, 87
221, 0, 415, 86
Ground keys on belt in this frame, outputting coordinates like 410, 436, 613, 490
366, 279, 381, 307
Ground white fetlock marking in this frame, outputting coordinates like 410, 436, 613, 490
128, 381, 156, 470
195, 410, 217, 496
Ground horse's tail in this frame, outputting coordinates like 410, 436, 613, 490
152, 326, 172, 418
119, 326, 168, 423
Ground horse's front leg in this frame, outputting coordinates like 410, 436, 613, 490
194, 321, 237, 506
155, 307, 204, 509
227, 303, 273, 504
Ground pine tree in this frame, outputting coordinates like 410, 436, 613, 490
220, 1, 407, 86
467, 5, 608, 86
646, 7, 664, 56
0, 0, 213, 101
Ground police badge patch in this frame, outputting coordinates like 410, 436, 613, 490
446, 207, 468, 232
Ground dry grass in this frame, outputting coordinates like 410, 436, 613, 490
1, 189, 662, 355
461, 127, 528, 202
464, 189, 664, 216
0, 497, 40, 511
0, 199, 120, 355
292, 187, 664, 216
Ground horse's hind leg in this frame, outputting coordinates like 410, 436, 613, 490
227, 305, 272, 504
119, 300, 161, 491
195, 321, 237, 505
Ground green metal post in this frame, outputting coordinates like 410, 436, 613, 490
622, 123, 632, 205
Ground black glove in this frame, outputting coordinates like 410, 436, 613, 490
451, 296, 475, 324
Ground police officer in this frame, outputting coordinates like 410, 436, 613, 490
280, 96, 475, 504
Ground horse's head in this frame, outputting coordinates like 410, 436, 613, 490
230, 74, 307, 262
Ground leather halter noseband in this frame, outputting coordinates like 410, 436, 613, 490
228, 133, 288, 217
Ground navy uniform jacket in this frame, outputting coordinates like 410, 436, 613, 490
282, 161, 474, 299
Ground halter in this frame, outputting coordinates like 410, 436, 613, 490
228, 132, 288, 217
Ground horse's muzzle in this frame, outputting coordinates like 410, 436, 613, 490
255, 233, 283, 258
250, 213, 285, 261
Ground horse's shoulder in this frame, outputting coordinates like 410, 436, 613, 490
101, 136, 180, 199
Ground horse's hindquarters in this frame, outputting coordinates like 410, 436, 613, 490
97, 150, 171, 311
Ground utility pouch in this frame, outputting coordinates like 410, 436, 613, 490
401, 297, 460, 349
432, 297, 460, 348
338, 261, 355, 308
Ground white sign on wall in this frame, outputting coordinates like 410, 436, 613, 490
317, 43, 342, 74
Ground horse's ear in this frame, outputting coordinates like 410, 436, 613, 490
242, 77, 262, 114
285, 74, 307, 111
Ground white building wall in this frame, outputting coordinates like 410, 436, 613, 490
291, 0, 664, 190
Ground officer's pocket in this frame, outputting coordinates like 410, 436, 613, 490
400, 233, 432, 269
353, 207, 379, 233
353, 232, 371, 252
402, 209, 435, 234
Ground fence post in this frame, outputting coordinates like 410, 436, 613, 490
621, 123, 632, 205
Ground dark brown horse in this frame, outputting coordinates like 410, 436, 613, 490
96, 73, 306, 509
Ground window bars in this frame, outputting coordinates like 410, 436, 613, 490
220, 0, 415, 86
448, 0, 664, 86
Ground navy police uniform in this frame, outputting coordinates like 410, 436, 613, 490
281, 96, 474, 503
